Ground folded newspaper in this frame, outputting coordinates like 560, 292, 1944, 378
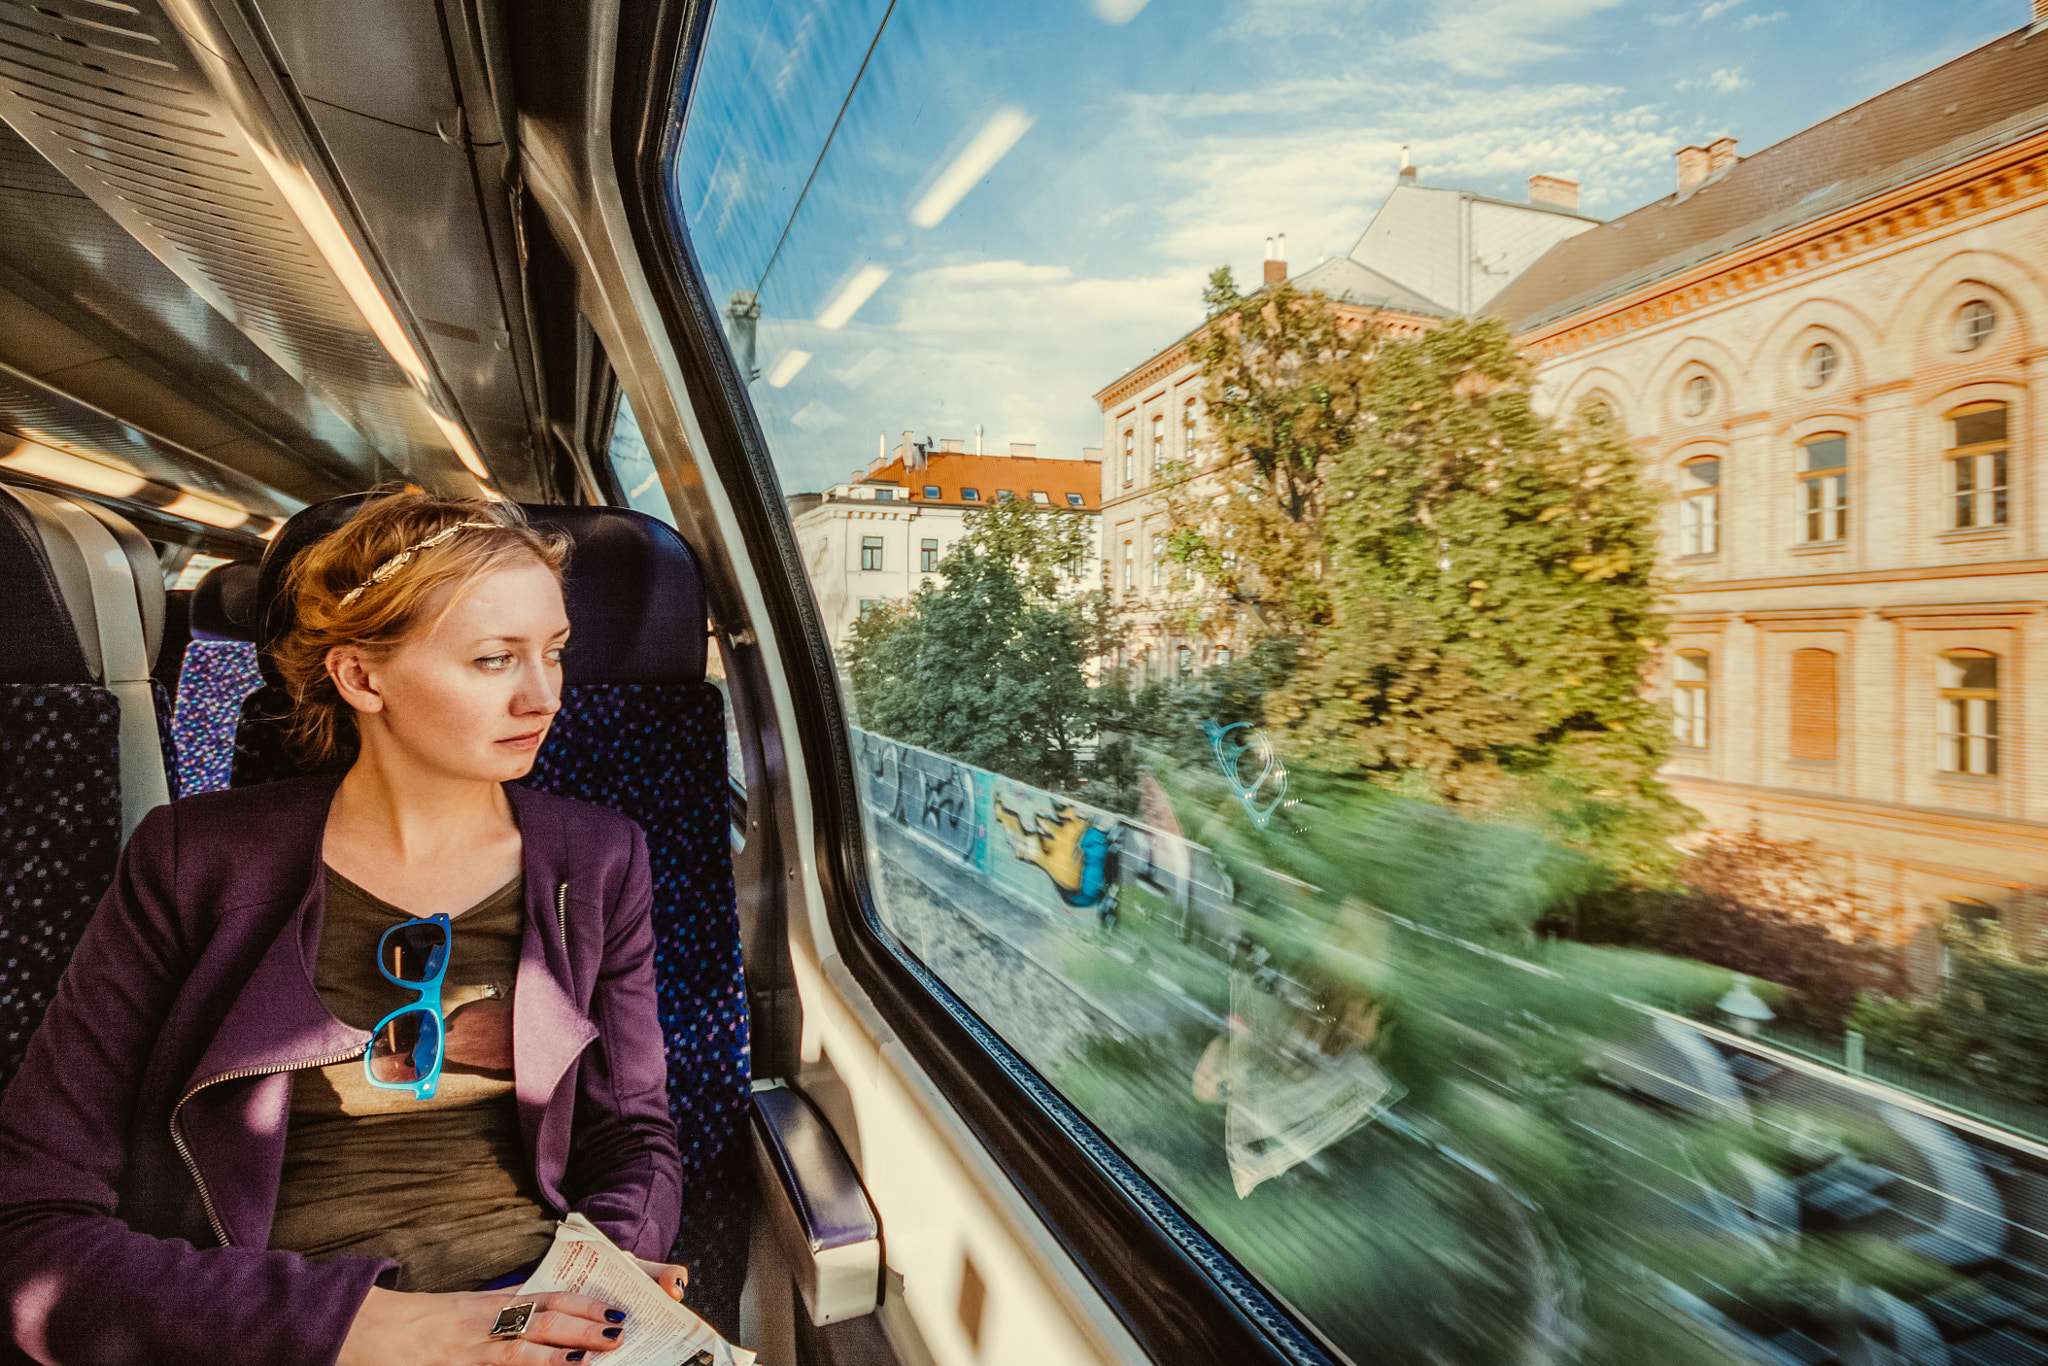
518, 1213, 757, 1366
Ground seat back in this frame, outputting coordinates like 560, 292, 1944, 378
232, 498, 751, 1330
0, 485, 168, 1086
172, 562, 261, 797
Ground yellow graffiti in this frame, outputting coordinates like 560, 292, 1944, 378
993, 798, 1096, 901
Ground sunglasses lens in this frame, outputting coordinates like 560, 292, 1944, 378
368, 1006, 443, 1083
383, 920, 450, 985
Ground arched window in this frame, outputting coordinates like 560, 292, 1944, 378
1122, 429, 1134, 484
1121, 539, 1135, 591
1681, 374, 1715, 417
1804, 342, 1837, 388
1213, 646, 1233, 667
1789, 648, 1838, 762
1673, 650, 1709, 748
1149, 532, 1163, 588
1183, 400, 1198, 455
1679, 456, 1719, 556
1150, 414, 1164, 471
1799, 433, 1848, 543
1957, 299, 1997, 352
1937, 650, 1998, 775
1176, 644, 1193, 675
1946, 402, 2009, 529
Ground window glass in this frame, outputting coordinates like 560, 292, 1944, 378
674, 4, 2047, 1359
860, 535, 883, 571
874, 487, 895, 501
1066, 492, 1084, 507
606, 393, 675, 526
924, 484, 941, 498
1031, 490, 1050, 505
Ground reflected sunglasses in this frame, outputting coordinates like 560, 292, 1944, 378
365, 914, 452, 1101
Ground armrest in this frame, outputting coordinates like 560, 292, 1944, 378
751, 1079, 883, 1325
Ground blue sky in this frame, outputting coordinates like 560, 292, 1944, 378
675, 0, 2021, 495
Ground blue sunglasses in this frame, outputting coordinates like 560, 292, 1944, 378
364, 914, 452, 1101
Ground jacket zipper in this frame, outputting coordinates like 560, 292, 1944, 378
169, 1048, 365, 1247
556, 881, 569, 953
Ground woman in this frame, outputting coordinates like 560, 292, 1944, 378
0, 491, 690, 1365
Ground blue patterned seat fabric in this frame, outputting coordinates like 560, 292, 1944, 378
526, 681, 752, 1334
173, 641, 263, 797
0, 685, 122, 1089
151, 678, 180, 803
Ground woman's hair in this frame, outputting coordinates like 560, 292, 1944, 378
274, 488, 571, 766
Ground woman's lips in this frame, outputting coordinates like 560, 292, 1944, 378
498, 730, 545, 750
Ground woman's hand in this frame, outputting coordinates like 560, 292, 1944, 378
338, 1286, 634, 1365
633, 1257, 690, 1303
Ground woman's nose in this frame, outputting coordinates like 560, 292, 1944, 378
516, 660, 562, 717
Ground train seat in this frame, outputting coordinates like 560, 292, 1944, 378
0, 485, 170, 1087
171, 561, 261, 797
229, 496, 758, 1332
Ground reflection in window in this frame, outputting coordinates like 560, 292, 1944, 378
1679, 457, 1718, 556
875, 487, 895, 501
1789, 648, 1838, 762
1066, 492, 1084, 507
1804, 342, 1837, 388
1032, 490, 1050, 505
1673, 650, 1709, 747
1938, 650, 1998, 775
924, 484, 941, 499
961, 487, 979, 501
1958, 299, 1997, 351
606, 394, 675, 526
1681, 374, 1714, 417
996, 489, 1014, 501
920, 538, 939, 572
861, 535, 883, 571
1947, 403, 2008, 529
1800, 435, 1848, 543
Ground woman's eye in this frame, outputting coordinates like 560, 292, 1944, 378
477, 654, 513, 671
545, 648, 565, 665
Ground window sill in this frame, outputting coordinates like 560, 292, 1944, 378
1669, 745, 1709, 756
1934, 772, 2001, 788
1674, 552, 1721, 564
1789, 541, 1847, 556
1935, 527, 2010, 544
1786, 758, 1839, 771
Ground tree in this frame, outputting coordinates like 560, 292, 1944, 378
1264, 317, 1690, 881
1159, 281, 1378, 639
842, 500, 1122, 790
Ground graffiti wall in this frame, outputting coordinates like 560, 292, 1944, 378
852, 730, 1233, 932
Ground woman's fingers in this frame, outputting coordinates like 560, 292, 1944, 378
475, 1293, 628, 1361
631, 1256, 690, 1301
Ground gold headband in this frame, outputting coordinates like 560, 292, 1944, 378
338, 521, 499, 607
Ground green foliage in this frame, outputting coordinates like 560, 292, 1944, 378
1200, 264, 1242, 316
1263, 316, 1690, 882
841, 500, 1124, 790
1853, 920, 2048, 1105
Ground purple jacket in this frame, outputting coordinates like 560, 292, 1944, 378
0, 775, 682, 1366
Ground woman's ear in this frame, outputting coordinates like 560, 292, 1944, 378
327, 645, 385, 715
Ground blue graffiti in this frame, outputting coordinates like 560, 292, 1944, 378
1204, 720, 1290, 830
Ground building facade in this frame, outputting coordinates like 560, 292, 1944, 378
1492, 23, 2048, 980
791, 433, 1102, 650
1095, 166, 1598, 681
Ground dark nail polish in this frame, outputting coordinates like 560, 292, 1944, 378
568, 1354, 586, 1362
603, 1327, 622, 1340
604, 1309, 626, 1323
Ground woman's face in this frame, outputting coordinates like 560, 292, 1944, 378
332, 558, 570, 783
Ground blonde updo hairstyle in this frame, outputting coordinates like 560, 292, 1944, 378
273, 489, 570, 766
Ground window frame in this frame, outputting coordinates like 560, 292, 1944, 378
1122, 428, 1135, 485
922, 484, 941, 499
960, 487, 979, 501
1797, 433, 1849, 545
1065, 492, 1084, 507
1944, 401, 2009, 532
1672, 649, 1710, 749
1937, 649, 1999, 777
1680, 372, 1715, 418
1677, 455, 1719, 557
1151, 413, 1164, 471
1122, 538, 1135, 591
1788, 646, 1839, 763
1149, 530, 1162, 588
1803, 342, 1837, 389
859, 535, 884, 572
919, 537, 939, 572
1957, 299, 1998, 352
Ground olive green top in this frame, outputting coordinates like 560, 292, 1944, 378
269, 869, 557, 1292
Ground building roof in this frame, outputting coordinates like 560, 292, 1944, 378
1287, 256, 1446, 316
853, 450, 1100, 510
1493, 23, 2048, 333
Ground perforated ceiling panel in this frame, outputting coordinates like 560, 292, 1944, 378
0, 0, 479, 491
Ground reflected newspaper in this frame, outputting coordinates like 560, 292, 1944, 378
519, 1214, 757, 1366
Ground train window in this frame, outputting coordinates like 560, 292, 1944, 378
606, 394, 674, 527
674, 2, 2048, 1361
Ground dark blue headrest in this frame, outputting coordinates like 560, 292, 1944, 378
191, 561, 260, 642
0, 485, 91, 684
253, 495, 705, 686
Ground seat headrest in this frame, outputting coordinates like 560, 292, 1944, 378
191, 560, 260, 642
0, 484, 92, 684
254, 496, 705, 685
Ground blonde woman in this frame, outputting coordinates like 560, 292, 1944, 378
0, 491, 689, 1365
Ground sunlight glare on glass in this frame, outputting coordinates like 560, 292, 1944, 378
767, 348, 813, 388
908, 106, 1035, 229
815, 264, 891, 329
1090, 0, 1150, 20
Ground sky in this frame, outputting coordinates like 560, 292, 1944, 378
673, 0, 2021, 495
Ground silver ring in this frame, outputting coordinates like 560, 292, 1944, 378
487, 1302, 537, 1340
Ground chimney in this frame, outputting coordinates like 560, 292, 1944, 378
940, 438, 964, 452
1527, 174, 1579, 211
1083, 446, 1103, 463
1675, 143, 1710, 194
1398, 145, 1416, 179
1009, 443, 1036, 458
1707, 136, 1738, 174
1263, 233, 1286, 286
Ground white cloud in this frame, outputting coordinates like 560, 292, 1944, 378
1739, 9, 1785, 27
1400, 0, 1632, 74
1677, 66, 1750, 93
1647, 11, 1687, 23
1698, 0, 1745, 17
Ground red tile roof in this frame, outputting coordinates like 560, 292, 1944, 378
855, 451, 1099, 510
